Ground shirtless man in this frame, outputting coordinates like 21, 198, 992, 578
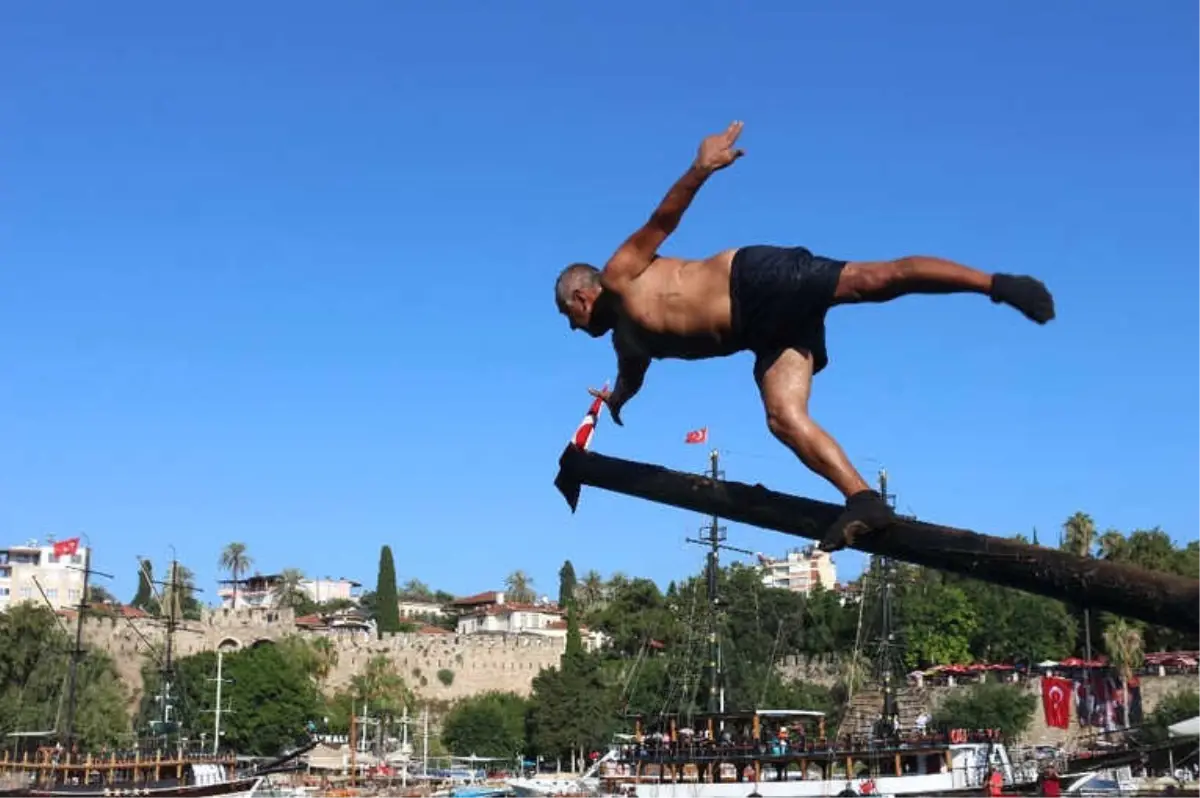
554, 121, 1055, 551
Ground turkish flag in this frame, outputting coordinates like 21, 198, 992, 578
1042, 676, 1071, 729
53, 537, 80, 557
684, 427, 708, 444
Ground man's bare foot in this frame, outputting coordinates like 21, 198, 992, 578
819, 490, 896, 552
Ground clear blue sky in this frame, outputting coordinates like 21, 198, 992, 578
1, 2, 1195, 605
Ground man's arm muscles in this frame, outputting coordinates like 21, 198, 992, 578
602, 163, 713, 288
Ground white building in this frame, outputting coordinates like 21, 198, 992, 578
398, 598, 446, 620
218, 574, 362, 609
756, 546, 838, 594
451, 591, 566, 635
0, 538, 88, 611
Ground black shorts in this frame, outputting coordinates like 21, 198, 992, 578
728, 245, 846, 374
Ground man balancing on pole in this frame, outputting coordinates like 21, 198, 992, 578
553, 120, 1055, 552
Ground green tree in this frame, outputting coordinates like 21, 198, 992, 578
400, 578, 434, 601
219, 542, 253, 607
130, 558, 159, 615
138, 642, 322, 756
577, 570, 606, 612
1102, 618, 1144, 728
442, 692, 530, 758
898, 572, 977, 669
272, 568, 314, 612
375, 546, 401, 636
505, 570, 535, 604
934, 682, 1037, 742
558, 560, 577, 608
527, 652, 617, 763
0, 603, 129, 748
87, 585, 119, 606
1135, 688, 1200, 746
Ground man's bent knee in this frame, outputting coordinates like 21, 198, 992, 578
765, 406, 814, 447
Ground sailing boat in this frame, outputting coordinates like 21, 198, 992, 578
0, 556, 302, 797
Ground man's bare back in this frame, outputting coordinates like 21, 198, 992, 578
554, 120, 1056, 554
611, 249, 739, 362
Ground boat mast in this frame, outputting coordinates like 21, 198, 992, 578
874, 469, 901, 731
61, 539, 114, 751
687, 448, 752, 721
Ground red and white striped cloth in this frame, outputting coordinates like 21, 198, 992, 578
569, 386, 608, 450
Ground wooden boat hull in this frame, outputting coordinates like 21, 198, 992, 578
3, 775, 262, 798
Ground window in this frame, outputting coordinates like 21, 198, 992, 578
68, 589, 81, 602
20, 587, 32, 599
47, 588, 58, 600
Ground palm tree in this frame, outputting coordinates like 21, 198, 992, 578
578, 569, 606, 612
272, 568, 309, 610
1061, 512, 1097, 558
309, 636, 340, 685
219, 543, 253, 608
1098, 530, 1127, 560
1103, 618, 1144, 728
504, 570, 535, 603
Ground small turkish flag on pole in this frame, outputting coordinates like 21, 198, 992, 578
684, 427, 708, 444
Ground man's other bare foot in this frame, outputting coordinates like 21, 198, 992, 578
819, 490, 896, 552
989, 273, 1055, 324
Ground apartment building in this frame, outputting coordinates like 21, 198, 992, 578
756, 546, 838, 594
0, 537, 88, 611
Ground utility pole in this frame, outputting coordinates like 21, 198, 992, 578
686, 448, 753, 721
204, 650, 234, 754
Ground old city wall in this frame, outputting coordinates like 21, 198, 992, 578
81, 607, 565, 707
775, 654, 847, 688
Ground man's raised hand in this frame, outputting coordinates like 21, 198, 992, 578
695, 120, 745, 173
588, 386, 623, 426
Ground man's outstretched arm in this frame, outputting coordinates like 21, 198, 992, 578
592, 354, 650, 425
602, 121, 745, 291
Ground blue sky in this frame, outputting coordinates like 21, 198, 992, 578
1, 2, 1195, 606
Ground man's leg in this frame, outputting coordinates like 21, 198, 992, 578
833, 256, 1055, 324
754, 347, 894, 551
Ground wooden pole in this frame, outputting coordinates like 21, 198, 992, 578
554, 446, 1198, 632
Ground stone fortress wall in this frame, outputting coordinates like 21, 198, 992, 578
81, 606, 566, 706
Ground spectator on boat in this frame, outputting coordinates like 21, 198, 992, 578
984, 767, 1003, 797
914, 712, 929, 736
1039, 763, 1061, 797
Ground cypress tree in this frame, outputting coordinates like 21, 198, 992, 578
130, 558, 158, 613
375, 545, 401, 637
557, 560, 577, 608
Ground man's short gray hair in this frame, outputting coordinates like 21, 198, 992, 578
555, 263, 600, 308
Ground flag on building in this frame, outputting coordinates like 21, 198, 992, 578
684, 427, 708, 444
1042, 675, 1072, 729
52, 537, 81, 557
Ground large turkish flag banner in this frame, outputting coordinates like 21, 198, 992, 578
1042, 676, 1072, 728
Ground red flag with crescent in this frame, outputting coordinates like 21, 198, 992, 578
1042, 676, 1071, 728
